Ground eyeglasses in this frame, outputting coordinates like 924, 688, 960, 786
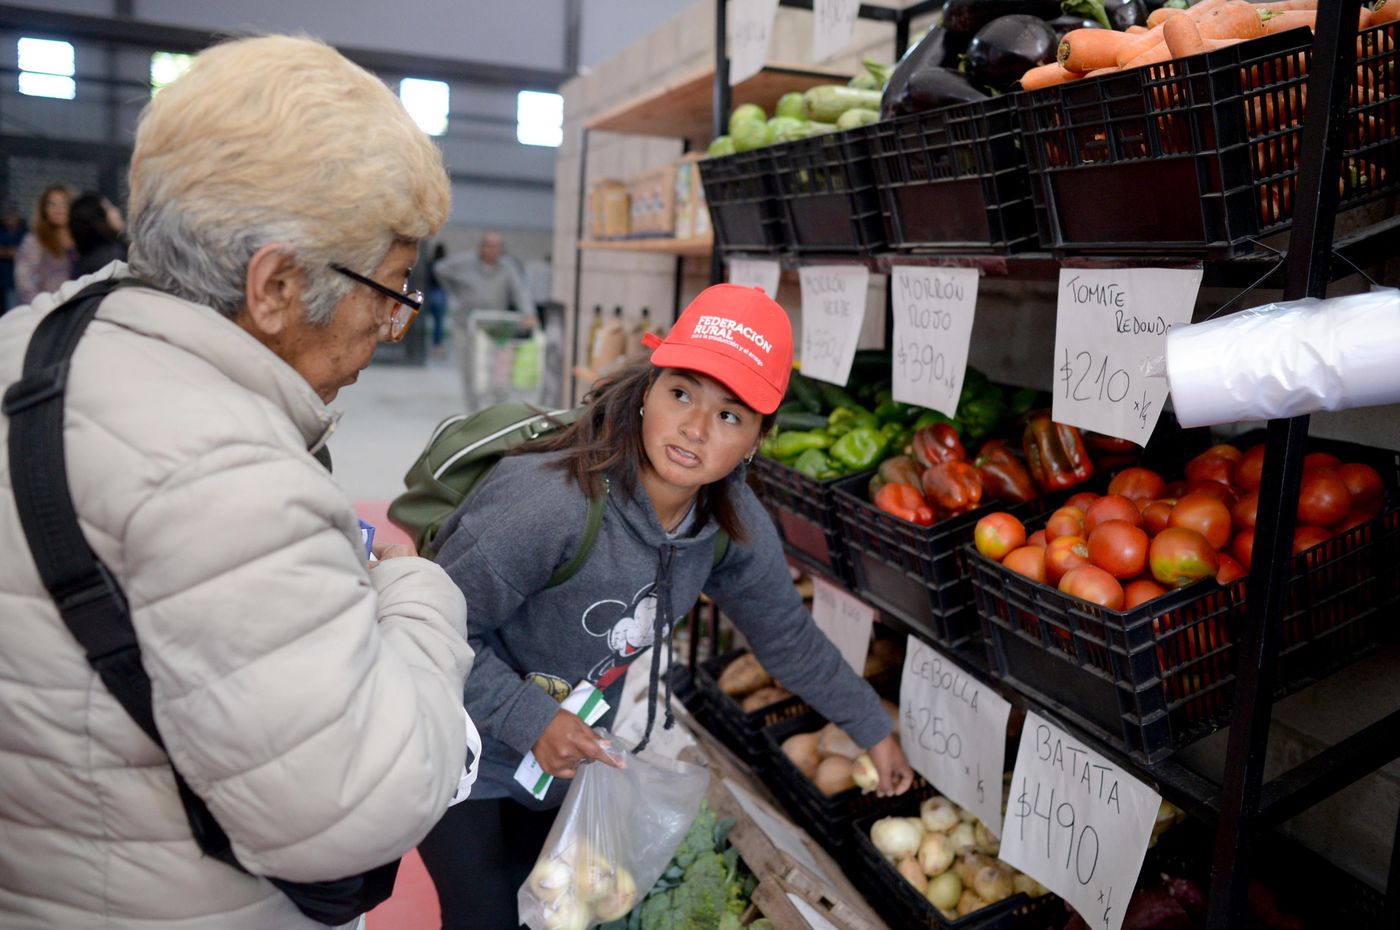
331, 264, 422, 343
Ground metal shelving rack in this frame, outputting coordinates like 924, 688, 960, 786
692, 1, 1400, 927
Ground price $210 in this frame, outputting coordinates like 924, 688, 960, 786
1059, 349, 1154, 429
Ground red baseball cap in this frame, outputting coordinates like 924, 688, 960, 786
642, 284, 792, 414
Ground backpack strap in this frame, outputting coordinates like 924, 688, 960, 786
546, 483, 608, 588
712, 530, 729, 568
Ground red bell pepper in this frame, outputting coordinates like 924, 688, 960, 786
1022, 411, 1095, 492
921, 461, 984, 514
1083, 430, 1140, 472
911, 423, 966, 470
974, 440, 1038, 504
875, 482, 936, 526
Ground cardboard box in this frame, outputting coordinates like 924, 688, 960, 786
628, 163, 678, 237
588, 180, 629, 240
674, 152, 711, 240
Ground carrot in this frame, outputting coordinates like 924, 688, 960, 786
1059, 29, 1136, 71
1186, 0, 1232, 19
1263, 10, 1315, 33
1198, 3, 1269, 39
1204, 37, 1244, 50
1254, 1, 1318, 11
1085, 66, 1121, 78
1116, 29, 1166, 66
1147, 7, 1188, 28
1374, 0, 1400, 26
1164, 14, 1207, 57
1021, 62, 1083, 90
1126, 25, 1149, 34
1123, 41, 1174, 70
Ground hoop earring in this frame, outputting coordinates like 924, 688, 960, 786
744, 451, 756, 465
639, 406, 645, 418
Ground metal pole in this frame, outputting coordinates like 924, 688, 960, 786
1204, 2, 1361, 927
711, 0, 730, 287
569, 126, 590, 406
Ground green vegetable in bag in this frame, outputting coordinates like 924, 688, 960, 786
829, 427, 888, 471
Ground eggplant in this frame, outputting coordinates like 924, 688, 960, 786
1103, 0, 1150, 29
940, 0, 1060, 38
882, 24, 967, 118
884, 66, 989, 118
965, 15, 1059, 92
1048, 14, 1107, 43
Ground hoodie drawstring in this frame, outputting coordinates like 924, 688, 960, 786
634, 544, 676, 754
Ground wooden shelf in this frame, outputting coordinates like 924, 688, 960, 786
585, 63, 849, 142
579, 235, 713, 258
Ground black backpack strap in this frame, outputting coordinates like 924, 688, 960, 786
3, 279, 244, 868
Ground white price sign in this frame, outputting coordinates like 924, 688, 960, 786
811, 0, 860, 61
890, 266, 980, 417
1052, 268, 1200, 444
728, 258, 781, 298
810, 577, 874, 675
728, 0, 779, 85
898, 636, 1012, 833
799, 264, 870, 386
1001, 712, 1161, 930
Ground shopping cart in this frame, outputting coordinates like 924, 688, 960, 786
459, 309, 546, 411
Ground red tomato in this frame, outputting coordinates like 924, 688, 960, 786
1142, 500, 1175, 536
1085, 494, 1142, 532
1292, 525, 1332, 555
1332, 510, 1373, 537
1232, 528, 1254, 569
1165, 479, 1189, 498
1297, 472, 1352, 527
1167, 492, 1233, 550
1087, 520, 1149, 580
1304, 451, 1343, 474
975, 513, 1027, 562
1045, 535, 1090, 585
1232, 490, 1259, 529
1186, 479, 1237, 509
1108, 467, 1167, 502
1124, 577, 1168, 609
1202, 443, 1243, 463
1216, 553, 1247, 585
1233, 445, 1266, 491
1045, 506, 1087, 542
1185, 451, 1235, 487
1003, 545, 1048, 583
1337, 462, 1385, 517
1059, 565, 1125, 610
1066, 491, 1101, 513
1027, 529, 1048, 547
1150, 527, 1220, 588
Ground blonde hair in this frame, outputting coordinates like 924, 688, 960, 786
126, 35, 450, 323
32, 185, 72, 258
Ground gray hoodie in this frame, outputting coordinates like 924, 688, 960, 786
434, 449, 891, 809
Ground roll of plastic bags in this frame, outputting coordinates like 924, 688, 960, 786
517, 730, 710, 930
1166, 288, 1400, 428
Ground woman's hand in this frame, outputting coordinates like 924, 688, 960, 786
867, 733, 915, 797
371, 542, 417, 563
531, 710, 624, 779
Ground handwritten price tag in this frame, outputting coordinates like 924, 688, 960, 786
890, 266, 979, 417
899, 636, 1012, 833
812, 0, 860, 61
728, 0, 779, 85
1052, 268, 1200, 444
728, 258, 781, 298
810, 577, 874, 675
1001, 712, 1161, 930
799, 264, 869, 386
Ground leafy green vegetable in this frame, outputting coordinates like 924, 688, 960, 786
1061, 0, 1112, 30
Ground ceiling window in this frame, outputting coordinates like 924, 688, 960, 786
517, 90, 563, 147
400, 78, 449, 136
150, 51, 195, 93
17, 37, 75, 100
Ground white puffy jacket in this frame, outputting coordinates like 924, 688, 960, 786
0, 266, 474, 928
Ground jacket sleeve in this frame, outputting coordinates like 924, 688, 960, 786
432, 461, 579, 757
121, 440, 474, 882
703, 487, 891, 751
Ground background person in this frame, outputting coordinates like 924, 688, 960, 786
0, 35, 475, 929
0, 204, 25, 313
13, 184, 75, 304
68, 191, 128, 276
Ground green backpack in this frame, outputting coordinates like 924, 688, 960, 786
388, 402, 727, 582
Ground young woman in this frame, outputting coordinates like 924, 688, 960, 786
14, 185, 75, 304
419, 283, 914, 929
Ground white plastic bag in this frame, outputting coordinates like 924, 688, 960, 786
517, 730, 710, 930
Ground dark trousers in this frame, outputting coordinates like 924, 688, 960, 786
418, 795, 558, 930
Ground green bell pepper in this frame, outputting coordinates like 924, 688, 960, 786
774, 430, 831, 460
791, 448, 836, 479
1008, 387, 1039, 417
827, 405, 879, 437
912, 409, 960, 434
873, 395, 919, 425
829, 426, 889, 471
957, 394, 1005, 444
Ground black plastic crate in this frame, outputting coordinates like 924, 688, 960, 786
850, 799, 1064, 930
692, 649, 828, 770
970, 485, 1400, 762
1018, 22, 1400, 256
829, 473, 1044, 665
748, 455, 858, 585
761, 711, 917, 857
767, 126, 886, 255
698, 147, 788, 255
871, 95, 1039, 254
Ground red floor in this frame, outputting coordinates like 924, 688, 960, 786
356, 502, 442, 930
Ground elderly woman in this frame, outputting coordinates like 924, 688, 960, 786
0, 35, 475, 929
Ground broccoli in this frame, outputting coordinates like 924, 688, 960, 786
624, 803, 759, 930
673, 804, 717, 870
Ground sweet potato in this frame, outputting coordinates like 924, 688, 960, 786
741, 685, 790, 711
814, 755, 857, 795
718, 652, 770, 696
816, 721, 862, 760
781, 731, 821, 778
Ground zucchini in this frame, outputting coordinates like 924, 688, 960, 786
776, 411, 833, 431
802, 85, 883, 124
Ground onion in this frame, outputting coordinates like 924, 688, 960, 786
920, 796, 960, 833
573, 855, 615, 903
528, 859, 573, 904
917, 832, 955, 877
896, 857, 928, 894
949, 820, 977, 853
593, 867, 637, 921
926, 869, 963, 911
851, 753, 879, 793
974, 821, 1001, 856
956, 888, 989, 918
972, 865, 1013, 904
542, 896, 592, 930
870, 816, 923, 861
